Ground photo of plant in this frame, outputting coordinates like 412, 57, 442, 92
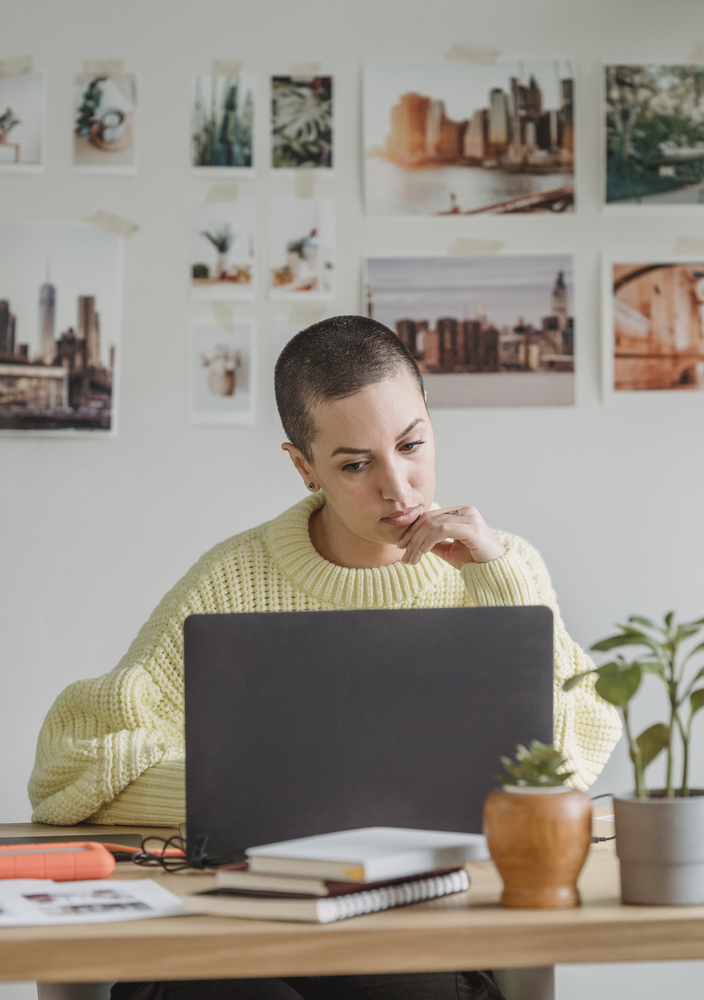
0, 222, 122, 434
0, 71, 44, 173
189, 317, 255, 425
366, 255, 575, 407
73, 72, 137, 173
605, 259, 704, 390
364, 59, 574, 216
271, 75, 333, 169
606, 65, 704, 205
190, 199, 256, 301
269, 197, 335, 301
191, 74, 255, 173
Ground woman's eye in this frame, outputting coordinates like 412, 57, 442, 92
400, 439, 424, 453
342, 460, 367, 473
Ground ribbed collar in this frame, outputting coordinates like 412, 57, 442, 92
263, 492, 448, 609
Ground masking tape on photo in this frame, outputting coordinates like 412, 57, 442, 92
290, 62, 321, 82
82, 59, 124, 76
445, 44, 501, 66
288, 306, 325, 326
689, 44, 704, 63
213, 303, 235, 333
83, 210, 139, 239
448, 238, 504, 257
295, 170, 315, 199
206, 183, 240, 203
212, 59, 243, 77
672, 237, 704, 256
0, 55, 33, 77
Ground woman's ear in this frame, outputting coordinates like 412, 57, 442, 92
281, 443, 319, 492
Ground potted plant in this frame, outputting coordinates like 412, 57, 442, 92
483, 741, 592, 908
564, 611, 704, 905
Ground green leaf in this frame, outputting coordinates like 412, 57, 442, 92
629, 615, 658, 630
592, 634, 650, 652
664, 611, 675, 629
595, 662, 642, 706
636, 723, 669, 769
690, 688, 704, 718
563, 670, 595, 692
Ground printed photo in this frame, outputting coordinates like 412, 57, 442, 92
189, 317, 255, 425
23, 890, 150, 918
269, 197, 335, 301
73, 72, 137, 173
364, 59, 574, 216
366, 255, 574, 407
191, 74, 255, 174
0, 71, 44, 173
0, 222, 122, 434
190, 199, 256, 301
271, 75, 333, 169
605, 65, 704, 205
605, 259, 704, 391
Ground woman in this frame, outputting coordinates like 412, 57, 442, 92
29, 316, 620, 1000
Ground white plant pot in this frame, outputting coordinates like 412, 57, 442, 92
614, 790, 704, 905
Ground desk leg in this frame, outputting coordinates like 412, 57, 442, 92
492, 967, 555, 1000
37, 985, 114, 1000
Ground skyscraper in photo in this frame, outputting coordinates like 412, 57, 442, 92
0, 300, 16, 355
39, 268, 56, 365
77, 296, 100, 367
552, 271, 568, 333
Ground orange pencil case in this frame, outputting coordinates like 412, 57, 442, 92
0, 841, 116, 881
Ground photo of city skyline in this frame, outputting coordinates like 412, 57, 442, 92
366, 254, 575, 407
0, 222, 122, 433
364, 58, 574, 216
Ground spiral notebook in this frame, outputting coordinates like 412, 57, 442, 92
182, 868, 470, 923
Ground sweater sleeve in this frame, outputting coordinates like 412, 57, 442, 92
27, 532, 248, 826
461, 540, 622, 790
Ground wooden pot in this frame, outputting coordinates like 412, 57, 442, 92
483, 786, 592, 908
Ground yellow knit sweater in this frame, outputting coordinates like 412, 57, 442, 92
29, 493, 621, 826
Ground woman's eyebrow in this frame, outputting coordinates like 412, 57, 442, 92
330, 418, 425, 457
395, 417, 424, 441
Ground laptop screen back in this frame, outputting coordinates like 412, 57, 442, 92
184, 605, 553, 860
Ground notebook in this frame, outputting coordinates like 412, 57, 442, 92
245, 827, 489, 882
183, 868, 470, 923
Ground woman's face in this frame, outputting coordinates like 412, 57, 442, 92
303, 368, 436, 549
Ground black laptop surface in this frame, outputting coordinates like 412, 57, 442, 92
184, 606, 553, 861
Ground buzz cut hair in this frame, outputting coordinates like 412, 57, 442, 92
275, 315, 425, 461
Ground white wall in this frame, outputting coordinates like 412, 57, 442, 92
2, 0, 704, 996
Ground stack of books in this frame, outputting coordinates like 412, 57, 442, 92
182, 826, 488, 924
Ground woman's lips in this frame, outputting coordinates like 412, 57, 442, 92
380, 505, 422, 528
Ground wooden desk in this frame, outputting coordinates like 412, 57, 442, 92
1, 820, 704, 984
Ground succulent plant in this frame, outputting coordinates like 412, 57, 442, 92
499, 740, 573, 788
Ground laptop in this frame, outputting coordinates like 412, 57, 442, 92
183, 606, 553, 862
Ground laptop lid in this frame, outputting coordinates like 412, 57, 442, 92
184, 605, 553, 860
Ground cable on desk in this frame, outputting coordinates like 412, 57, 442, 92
131, 833, 245, 872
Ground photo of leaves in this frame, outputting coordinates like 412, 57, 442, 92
271, 76, 333, 169
73, 72, 137, 173
190, 199, 256, 301
191, 74, 255, 173
605, 65, 704, 205
0, 71, 44, 173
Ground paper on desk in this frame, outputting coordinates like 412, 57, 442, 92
0, 878, 183, 927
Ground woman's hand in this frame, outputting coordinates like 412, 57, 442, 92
397, 506, 507, 569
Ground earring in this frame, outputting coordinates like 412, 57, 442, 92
308, 483, 315, 491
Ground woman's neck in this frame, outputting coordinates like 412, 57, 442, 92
308, 503, 404, 570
